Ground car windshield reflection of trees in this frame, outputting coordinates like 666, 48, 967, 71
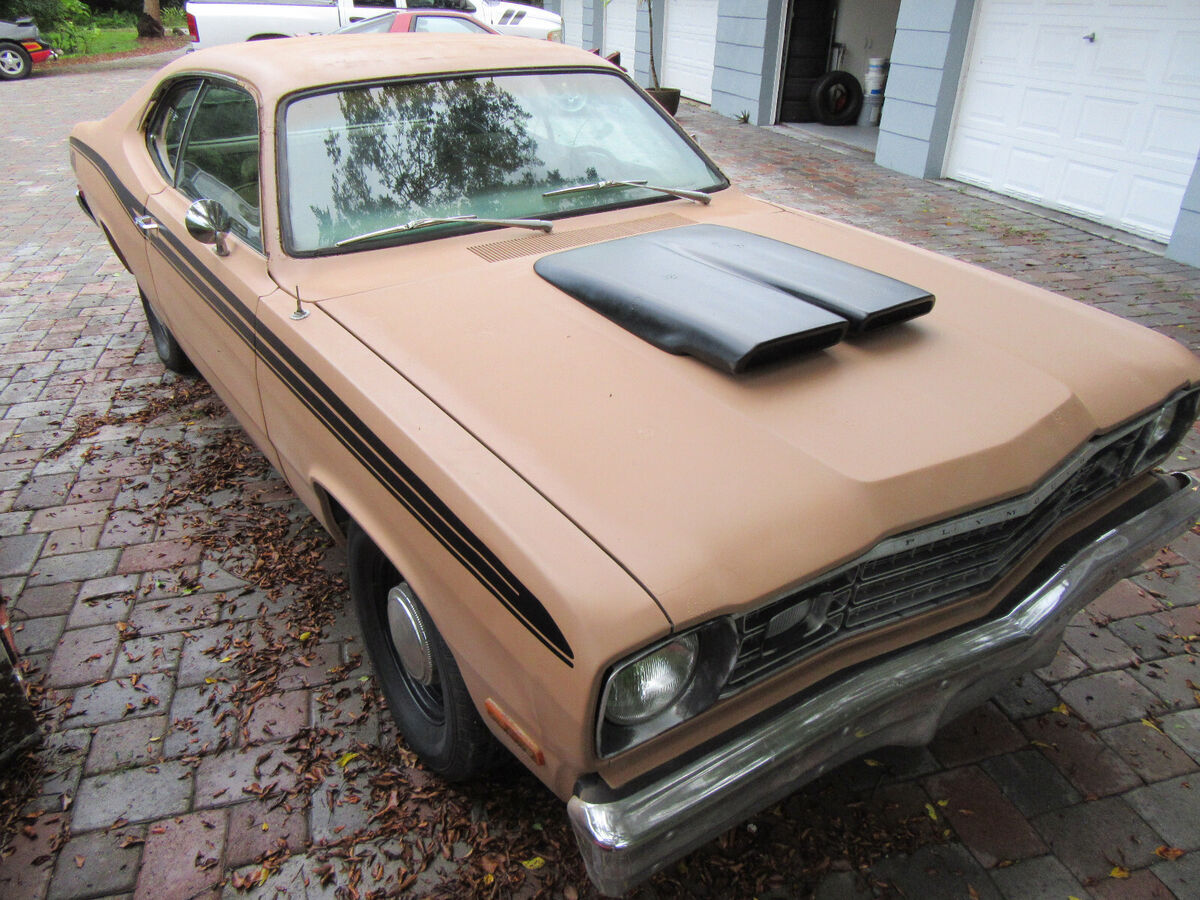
284, 73, 720, 253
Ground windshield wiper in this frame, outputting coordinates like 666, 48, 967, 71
334, 214, 553, 248
543, 179, 711, 205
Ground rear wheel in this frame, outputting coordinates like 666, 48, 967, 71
0, 44, 32, 80
348, 524, 499, 780
140, 290, 193, 373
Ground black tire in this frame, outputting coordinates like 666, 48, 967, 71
779, 99, 816, 123
348, 524, 499, 781
139, 290, 194, 373
0, 43, 32, 81
810, 71, 864, 126
779, 76, 819, 123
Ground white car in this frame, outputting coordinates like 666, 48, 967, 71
185, 0, 562, 49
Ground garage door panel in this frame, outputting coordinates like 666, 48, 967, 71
975, 19, 1026, 70
1145, 107, 1200, 166
603, 0, 637, 65
1074, 97, 1136, 148
1166, 33, 1200, 91
1093, 29, 1155, 83
951, 136, 1003, 184
1004, 148, 1056, 196
1109, 0, 1168, 11
1018, 88, 1070, 137
947, 0, 1200, 241
1032, 26, 1087, 74
1058, 160, 1116, 218
662, 0, 718, 104
959, 78, 1015, 127
563, 0, 583, 47
1123, 176, 1187, 234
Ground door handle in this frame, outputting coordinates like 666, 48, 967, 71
133, 214, 161, 233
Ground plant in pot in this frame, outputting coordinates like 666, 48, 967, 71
602, 0, 679, 115
641, 0, 680, 115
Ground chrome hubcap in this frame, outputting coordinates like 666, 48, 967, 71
386, 582, 435, 686
0, 51, 23, 75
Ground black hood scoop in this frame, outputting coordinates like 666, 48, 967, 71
534, 224, 934, 374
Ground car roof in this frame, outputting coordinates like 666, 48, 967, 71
165, 35, 608, 103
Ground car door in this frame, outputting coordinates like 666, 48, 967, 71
140, 77, 280, 467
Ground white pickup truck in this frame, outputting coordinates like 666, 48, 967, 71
185, 0, 563, 49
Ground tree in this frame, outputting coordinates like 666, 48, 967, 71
137, 0, 164, 38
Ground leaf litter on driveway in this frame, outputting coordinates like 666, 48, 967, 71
3, 371, 946, 898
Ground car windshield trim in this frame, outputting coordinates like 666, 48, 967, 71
274, 67, 729, 258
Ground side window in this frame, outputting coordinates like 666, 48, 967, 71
175, 83, 263, 252
409, 0, 476, 11
338, 13, 396, 33
413, 15, 487, 33
147, 81, 202, 182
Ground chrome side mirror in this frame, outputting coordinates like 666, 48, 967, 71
185, 198, 232, 257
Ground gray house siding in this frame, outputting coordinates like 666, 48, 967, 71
1169, 166, 1200, 267
582, 0, 600, 49
710, 0, 786, 125
873, 0, 974, 179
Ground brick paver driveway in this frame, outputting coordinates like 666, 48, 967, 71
1, 52, 1198, 899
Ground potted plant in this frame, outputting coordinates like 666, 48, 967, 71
640, 0, 680, 115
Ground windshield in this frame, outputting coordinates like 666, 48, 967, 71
280, 70, 724, 253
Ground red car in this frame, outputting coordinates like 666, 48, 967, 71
0, 17, 59, 80
332, 9, 498, 36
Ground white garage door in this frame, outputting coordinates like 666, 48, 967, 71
604, 0, 638, 71
562, 0, 584, 47
661, 0, 719, 104
945, 0, 1200, 241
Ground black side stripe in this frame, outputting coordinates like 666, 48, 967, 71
71, 138, 575, 665
150, 223, 572, 664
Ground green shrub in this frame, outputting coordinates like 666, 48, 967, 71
45, 18, 97, 54
89, 9, 135, 26
79, 0, 182, 15
0, 0, 90, 31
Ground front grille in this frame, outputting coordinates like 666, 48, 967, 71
724, 388, 1199, 694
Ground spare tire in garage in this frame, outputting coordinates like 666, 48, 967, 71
779, 77, 819, 122
810, 71, 864, 126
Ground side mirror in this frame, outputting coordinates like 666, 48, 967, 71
185, 198, 232, 257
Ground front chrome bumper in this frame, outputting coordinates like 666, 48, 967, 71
568, 472, 1200, 896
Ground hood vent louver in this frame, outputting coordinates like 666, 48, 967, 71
534, 225, 934, 374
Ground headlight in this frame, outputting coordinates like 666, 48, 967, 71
605, 634, 699, 725
597, 619, 738, 757
1130, 390, 1199, 475
547, 28, 563, 42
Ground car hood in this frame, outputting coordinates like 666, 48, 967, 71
300, 192, 1200, 625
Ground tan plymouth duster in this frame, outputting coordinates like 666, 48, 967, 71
70, 35, 1200, 894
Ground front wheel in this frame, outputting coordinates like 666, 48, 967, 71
0, 44, 32, 80
348, 524, 499, 780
